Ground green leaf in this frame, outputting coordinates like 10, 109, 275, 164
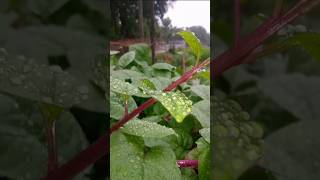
0, 49, 88, 108
110, 92, 137, 120
212, 97, 264, 180
121, 119, 177, 138
152, 63, 175, 71
0, 94, 89, 180
199, 128, 210, 143
110, 76, 140, 96
258, 73, 320, 121
154, 91, 193, 123
129, 43, 151, 65
118, 51, 135, 67
262, 120, 320, 180
110, 132, 182, 180
287, 32, 320, 62
192, 100, 210, 128
178, 31, 202, 61
190, 85, 210, 100
199, 147, 211, 180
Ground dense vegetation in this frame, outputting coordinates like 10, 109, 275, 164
110, 31, 211, 180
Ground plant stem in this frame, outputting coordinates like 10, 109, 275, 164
211, 0, 320, 78
46, 121, 58, 174
234, 0, 241, 45
177, 160, 198, 168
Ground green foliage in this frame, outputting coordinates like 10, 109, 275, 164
110, 32, 210, 179
178, 31, 203, 62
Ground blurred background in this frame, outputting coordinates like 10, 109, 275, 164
213, 0, 320, 179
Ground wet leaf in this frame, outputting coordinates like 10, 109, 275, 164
121, 119, 177, 138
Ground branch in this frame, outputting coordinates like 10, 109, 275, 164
43, 59, 210, 180
46, 122, 58, 173
211, 0, 320, 78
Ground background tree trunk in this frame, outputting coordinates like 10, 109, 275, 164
150, 0, 156, 63
138, 0, 144, 39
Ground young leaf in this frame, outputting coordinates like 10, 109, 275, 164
154, 91, 193, 123
190, 85, 210, 100
178, 31, 202, 62
121, 119, 177, 138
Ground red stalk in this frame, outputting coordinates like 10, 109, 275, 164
211, 0, 320, 78
177, 160, 198, 168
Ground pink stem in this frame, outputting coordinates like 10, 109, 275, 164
177, 160, 198, 168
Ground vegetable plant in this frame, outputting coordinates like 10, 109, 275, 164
0, 0, 319, 180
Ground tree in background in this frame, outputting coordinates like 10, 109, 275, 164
110, 0, 175, 39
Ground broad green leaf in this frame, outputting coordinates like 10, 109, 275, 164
154, 91, 193, 123
178, 31, 202, 61
199, 128, 210, 143
140, 115, 162, 123
263, 120, 320, 180
212, 96, 263, 180
190, 85, 210, 100
0, 94, 89, 180
0, 49, 88, 108
138, 79, 192, 123
192, 100, 210, 128
110, 132, 182, 180
152, 63, 175, 71
287, 32, 320, 62
110, 76, 140, 96
118, 51, 135, 67
110, 92, 137, 120
129, 43, 151, 65
259, 73, 320, 121
121, 119, 177, 138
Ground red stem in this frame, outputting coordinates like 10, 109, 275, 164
212, 0, 320, 78
234, 0, 241, 45
177, 160, 198, 168
46, 122, 58, 174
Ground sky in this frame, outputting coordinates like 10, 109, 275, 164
163, 0, 210, 33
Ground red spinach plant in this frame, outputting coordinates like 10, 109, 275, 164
0, 0, 319, 179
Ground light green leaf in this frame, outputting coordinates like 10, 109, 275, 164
110, 132, 182, 180
118, 51, 135, 67
178, 31, 202, 61
152, 63, 175, 71
190, 85, 210, 100
154, 91, 193, 123
199, 128, 210, 143
192, 100, 210, 128
110, 76, 140, 96
121, 119, 176, 138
